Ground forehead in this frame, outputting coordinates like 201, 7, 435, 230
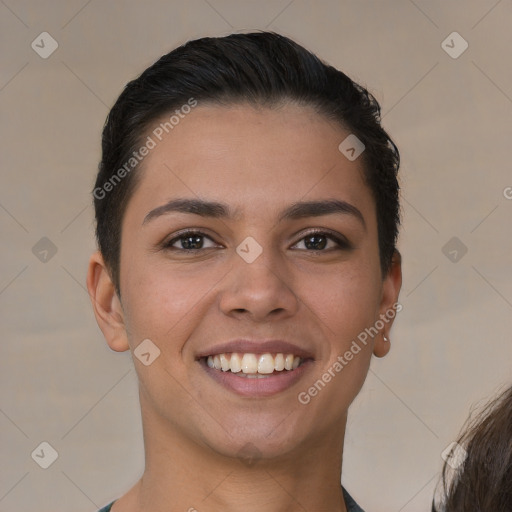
124, 102, 375, 225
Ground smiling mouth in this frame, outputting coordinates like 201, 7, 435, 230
203, 352, 305, 378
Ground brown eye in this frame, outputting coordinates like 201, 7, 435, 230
292, 230, 350, 251
165, 231, 219, 251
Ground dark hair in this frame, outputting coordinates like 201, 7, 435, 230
432, 385, 512, 511
94, 31, 400, 295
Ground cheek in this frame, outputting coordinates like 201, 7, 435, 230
296, 267, 380, 415
304, 259, 382, 342
120, 258, 222, 349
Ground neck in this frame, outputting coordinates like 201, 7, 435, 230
115, 400, 348, 512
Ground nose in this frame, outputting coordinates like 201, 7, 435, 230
219, 244, 299, 323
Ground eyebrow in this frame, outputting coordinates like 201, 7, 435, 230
143, 197, 366, 229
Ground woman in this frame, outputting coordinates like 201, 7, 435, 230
432, 385, 512, 511
87, 31, 402, 512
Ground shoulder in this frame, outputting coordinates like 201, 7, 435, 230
97, 502, 115, 512
342, 486, 366, 512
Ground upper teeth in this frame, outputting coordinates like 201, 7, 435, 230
206, 353, 301, 374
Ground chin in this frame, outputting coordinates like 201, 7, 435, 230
198, 415, 309, 463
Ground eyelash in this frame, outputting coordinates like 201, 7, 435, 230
163, 229, 350, 253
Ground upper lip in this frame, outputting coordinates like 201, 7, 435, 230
196, 339, 315, 360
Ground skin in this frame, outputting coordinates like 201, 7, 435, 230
87, 102, 402, 512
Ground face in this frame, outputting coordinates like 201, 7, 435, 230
93, 102, 401, 461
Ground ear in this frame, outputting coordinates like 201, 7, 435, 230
86, 251, 130, 352
373, 250, 402, 358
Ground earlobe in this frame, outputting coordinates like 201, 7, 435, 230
373, 250, 402, 358
373, 333, 391, 358
86, 251, 130, 352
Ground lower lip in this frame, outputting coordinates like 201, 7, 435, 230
200, 360, 312, 397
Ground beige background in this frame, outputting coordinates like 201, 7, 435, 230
1, 1, 511, 511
